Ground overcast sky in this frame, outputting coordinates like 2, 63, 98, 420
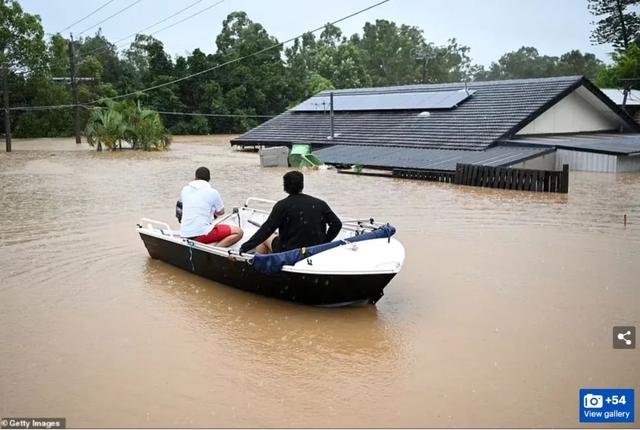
20, 0, 614, 67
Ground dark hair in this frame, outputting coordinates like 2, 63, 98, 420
195, 166, 210, 182
283, 171, 304, 194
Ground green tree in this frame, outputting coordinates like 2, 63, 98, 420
14, 34, 73, 138
595, 42, 640, 89
86, 101, 170, 151
77, 32, 122, 86
588, 0, 640, 50
0, 0, 46, 151
126, 102, 171, 150
426, 38, 476, 83
475, 47, 605, 81
314, 40, 371, 89
285, 32, 323, 102
214, 11, 288, 131
352, 19, 427, 86
556, 50, 604, 79
475, 47, 559, 80
85, 107, 125, 151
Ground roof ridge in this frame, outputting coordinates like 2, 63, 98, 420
317, 76, 584, 96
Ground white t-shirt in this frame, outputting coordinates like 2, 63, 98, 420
179, 180, 224, 238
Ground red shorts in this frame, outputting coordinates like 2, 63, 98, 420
193, 224, 232, 244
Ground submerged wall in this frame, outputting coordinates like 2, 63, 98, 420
509, 152, 557, 170
617, 155, 640, 172
555, 149, 617, 172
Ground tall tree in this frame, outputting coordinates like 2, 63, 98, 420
352, 19, 427, 86
312, 25, 371, 89
284, 33, 318, 103
588, 0, 640, 50
214, 11, 288, 131
0, 0, 46, 151
426, 38, 476, 83
14, 36, 72, 138
475, 47, 559, 80
556, 50, 604, 79
595, 42, 640, 89
474, 47, 604, 81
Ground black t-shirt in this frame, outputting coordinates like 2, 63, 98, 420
240, 193, 342, 253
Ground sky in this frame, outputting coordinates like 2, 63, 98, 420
19, 0, 615, 67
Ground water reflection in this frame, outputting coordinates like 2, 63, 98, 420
141, 258, 403, 363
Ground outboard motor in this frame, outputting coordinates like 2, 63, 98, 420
175, 200, 182, 223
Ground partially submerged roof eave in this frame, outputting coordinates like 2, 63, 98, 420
493, 147, 557, 167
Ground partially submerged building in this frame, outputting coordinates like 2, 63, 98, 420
232, 76, 640, 173
602, 87, 640, 124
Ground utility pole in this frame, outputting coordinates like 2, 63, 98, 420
412, 48, 433, 84
329, 92, 334, 139
69, 33, 81, 144
618, 78, 640, 114
3, 65, 11, 152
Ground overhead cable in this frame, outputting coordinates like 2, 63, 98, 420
77, 0, 144, 36
57, 0, 117, 33
93, 0, 390, 104
80, 0, 215, 58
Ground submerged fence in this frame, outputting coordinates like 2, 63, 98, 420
338, 163, 570, 193
452, 163, 569, 193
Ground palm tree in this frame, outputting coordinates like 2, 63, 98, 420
127, 102, 171, 151
85, 108, 126, 151
85, 101, 171, 151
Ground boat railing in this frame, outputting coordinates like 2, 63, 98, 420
139, 218, 173, 234
244, 197, 276, 208
243, 198, 387, 232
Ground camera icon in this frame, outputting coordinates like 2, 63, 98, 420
584, 393, 604, 408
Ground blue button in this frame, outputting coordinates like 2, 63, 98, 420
580, 389, 634, 423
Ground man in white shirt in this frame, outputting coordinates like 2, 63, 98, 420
179, 167, 243, 247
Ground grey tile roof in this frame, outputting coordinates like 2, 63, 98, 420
232, 76, 588, 151
502, 133, 640, 155
313, 144, 554, 171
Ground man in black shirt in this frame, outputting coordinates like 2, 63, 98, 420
239, 171, 342, 254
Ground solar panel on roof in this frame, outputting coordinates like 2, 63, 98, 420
291, 89, 476, 112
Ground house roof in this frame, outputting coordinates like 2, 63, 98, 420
601, 88, 640, 106
502, 133, 640, 156
313, 144, 554, 171
232, 76, 640, 151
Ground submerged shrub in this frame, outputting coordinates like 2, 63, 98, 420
85, 101, 171, 151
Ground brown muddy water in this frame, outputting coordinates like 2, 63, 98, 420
0, 136, 638, 428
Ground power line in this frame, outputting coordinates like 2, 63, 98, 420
157, 111, 275, 118
92, 0, 205, 51
57, 0, 117, 33
8, 104, 81, 111
9, 104, 275, 118
91, 0, 390, 104
80, 0, 221, 59
77, 0, 144, 36
9, 0, 391, 111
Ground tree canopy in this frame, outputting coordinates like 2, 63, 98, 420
588, 0, 640, 50
1, 6, 609, 139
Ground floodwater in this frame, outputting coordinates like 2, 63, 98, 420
0, 136, 638, 428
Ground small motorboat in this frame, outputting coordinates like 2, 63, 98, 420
137, 197, 405, 306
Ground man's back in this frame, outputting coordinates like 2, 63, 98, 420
180, 180, 223, 238
275, 193, 340, 250
241, 193, 342, 253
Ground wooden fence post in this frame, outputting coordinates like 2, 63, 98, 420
560, 164, 569, 193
